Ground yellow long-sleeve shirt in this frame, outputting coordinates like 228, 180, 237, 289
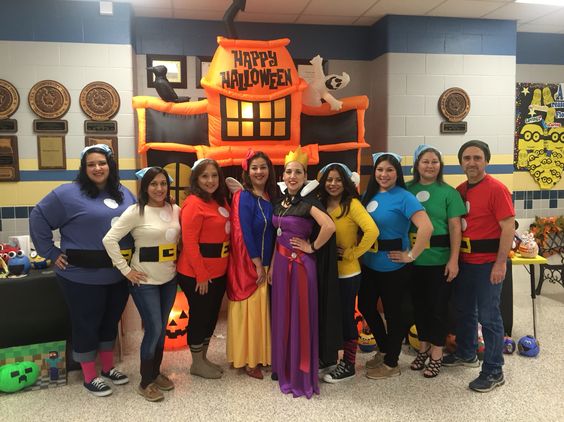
329, 198, 379, 278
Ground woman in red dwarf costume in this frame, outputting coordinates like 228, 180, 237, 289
227, 150, 277, 379
270, 147, 340, 399
177, 159, 230, 379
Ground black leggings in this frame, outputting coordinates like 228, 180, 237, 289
177, 273, 226, 347
358, 265, 413, 367
411, 265, 452, 347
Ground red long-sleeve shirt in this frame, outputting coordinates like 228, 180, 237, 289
177, 195, 231, 283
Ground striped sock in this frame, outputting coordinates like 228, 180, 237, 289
343, 339, 358, 365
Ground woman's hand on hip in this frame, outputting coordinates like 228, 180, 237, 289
290, 237, 313, 253
195, 280, 210, 295
126, 270, 147, 286
55, 254, 68, 270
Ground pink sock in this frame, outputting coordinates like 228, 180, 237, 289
81, 361, 97, 383
99, 350, 114, 373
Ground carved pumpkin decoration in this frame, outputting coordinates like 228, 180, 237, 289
164, 289, 189, 350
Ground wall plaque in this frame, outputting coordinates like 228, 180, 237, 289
33, 119, 68, 133
37, 136, 66, 169
28, 80, 71, 119
79, 82, 120, 121
0, 136, 20, 181
84, 120, 118, 134
0, 120, 17, 133
439, 87, 470, 134
0, 79, 20, 120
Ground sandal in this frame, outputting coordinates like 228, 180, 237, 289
423, 356, 442, 378
410, 347, 430, 371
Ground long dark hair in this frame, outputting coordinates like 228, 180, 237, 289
412, 147, 444, 185
242, 151, 277, 201
75, 147, 123, 203
138, 167, 173, 216
362, 154, 406, 206
188, 159, 228, 206
318, 164, 359, 218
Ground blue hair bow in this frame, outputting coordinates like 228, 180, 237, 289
372, 152, 402, 165
135, 167, 174, 183
80, 144, 112, 159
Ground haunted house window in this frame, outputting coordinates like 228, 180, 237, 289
220, 95, 291, 140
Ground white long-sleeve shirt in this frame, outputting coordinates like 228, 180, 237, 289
103, 203, 180, 285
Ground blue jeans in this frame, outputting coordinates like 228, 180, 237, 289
129, 278, 177, 360
454, 262, 504, 375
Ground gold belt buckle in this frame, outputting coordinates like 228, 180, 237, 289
221, 241, 230, 257
158, 243, 177, 262
460, 237, 471, 253
120, 249, 133, 264
409, 233, 417, 248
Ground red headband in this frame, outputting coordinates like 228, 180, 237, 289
241, 148, 256, 171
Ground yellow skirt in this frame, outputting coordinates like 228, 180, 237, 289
226, 282, 271, 368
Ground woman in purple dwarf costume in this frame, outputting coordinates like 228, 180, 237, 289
269, 147, 337, 399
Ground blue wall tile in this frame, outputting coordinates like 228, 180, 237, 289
515, 191, 524, 200
533, 191, 541, 199
541, 190, 549, 199
524, 200, 533, 209
2, 207, 15, 219
549, 199, 558, 208
15, 207, 28, 218
445, 33, 482, 54
408, 33, 445, 54
517, 33, 564, 65
482, 34, 517, 55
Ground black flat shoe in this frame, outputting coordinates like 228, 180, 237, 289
271, 372, 278, 381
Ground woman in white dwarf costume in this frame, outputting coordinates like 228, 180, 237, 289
103, 166, 180, 401
30, 144, 135, 397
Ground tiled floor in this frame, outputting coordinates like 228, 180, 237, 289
2, 265, 564, 421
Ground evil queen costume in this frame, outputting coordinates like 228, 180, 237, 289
271, 151, 342, 399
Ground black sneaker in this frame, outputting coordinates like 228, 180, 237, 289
469, 372, 505, 392
84, 377, 112, 397
101, 367, 129, 385
442, 354, 480, 367
323, 360, 355, 383
318, 360, 337, 377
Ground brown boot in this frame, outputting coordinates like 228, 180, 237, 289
365, 351, 385, 369
203, 343, 224, 373
190, 350, 222, 379
136, 383, 164, 402
366, 363, 401, 380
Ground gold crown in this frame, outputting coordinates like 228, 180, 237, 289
284, 146, 309, 168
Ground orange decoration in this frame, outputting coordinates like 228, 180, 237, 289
164, 289, 189, 351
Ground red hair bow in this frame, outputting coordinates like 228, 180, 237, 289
241, 148, 256, 171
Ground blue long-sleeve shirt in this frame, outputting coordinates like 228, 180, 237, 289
238, 190, 274, 266
29, 182, 135, 285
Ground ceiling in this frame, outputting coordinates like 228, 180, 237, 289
92, 0, 564, 33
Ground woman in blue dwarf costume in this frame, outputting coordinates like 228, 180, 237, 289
226, 150, 276, 380
30, 144, 135, 397
103, 166, 180, 401
359, 152, 433, 380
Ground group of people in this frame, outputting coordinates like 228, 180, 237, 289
29, 138, 514, 401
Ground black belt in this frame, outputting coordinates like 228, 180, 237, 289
410, 233, 450, 248
199, 242, 229, 258
66, 248, 133, 268
139, 244, 177, 262
460, 237, 500, 254
369, 238, 402, 253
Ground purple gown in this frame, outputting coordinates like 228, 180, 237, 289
271, 205, 319, 399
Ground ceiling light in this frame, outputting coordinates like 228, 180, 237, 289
515, 0, 564, 6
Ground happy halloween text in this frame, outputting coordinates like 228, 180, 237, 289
220, 50, 292, 91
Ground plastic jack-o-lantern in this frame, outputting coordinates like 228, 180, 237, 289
164, 289, 189, 350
